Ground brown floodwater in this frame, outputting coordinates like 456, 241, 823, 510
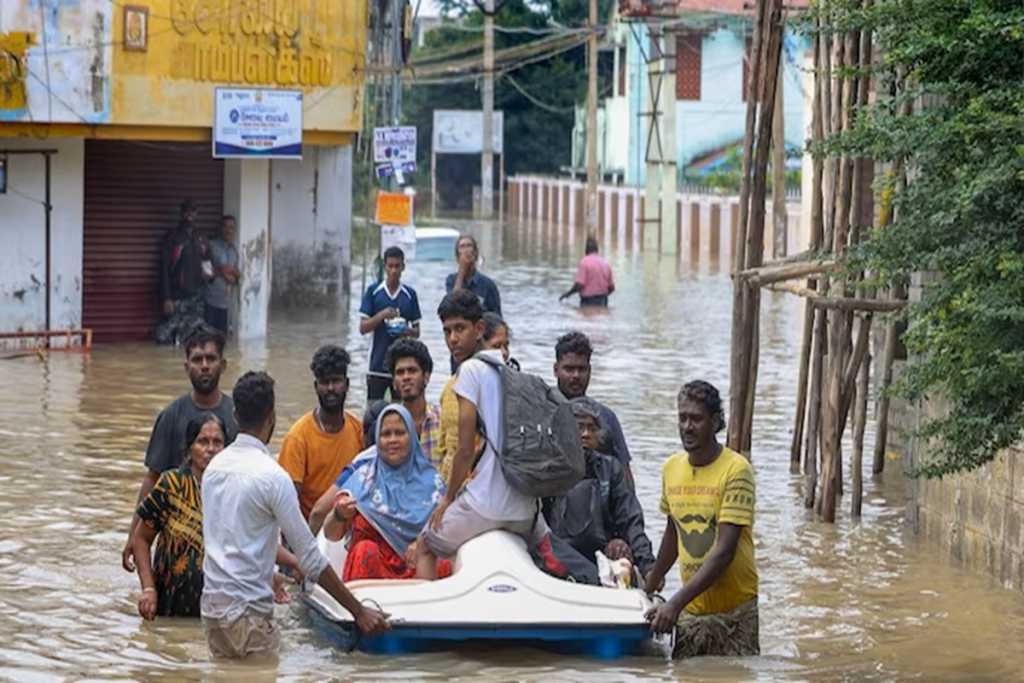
1, 217, 1023, 682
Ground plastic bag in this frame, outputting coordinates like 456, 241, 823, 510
595, 550, 633, 589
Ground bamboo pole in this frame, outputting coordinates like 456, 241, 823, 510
728, 0, 784, 457
772, 53, 787, 259
840, 313, 873, 432
765, 282, 906, 312
790, 301, 814, 474
804, 308, 824, 508
741, 4, 785, 454
851, 345, 870, 518
742, 260, 837, 286
818, 12, 857, 524
727, 0, 770, 453
872, 306, 897, 474
791, 28, 827, 476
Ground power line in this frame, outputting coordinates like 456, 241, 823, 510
502, 74, 577, 113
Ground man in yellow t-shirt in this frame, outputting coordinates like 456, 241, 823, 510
277, 346, 363, 519
645, 380, 759, 658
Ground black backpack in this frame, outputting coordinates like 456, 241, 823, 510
473, 352, 585, 497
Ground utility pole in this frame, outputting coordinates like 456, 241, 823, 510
480, 0, 495, 218
390, 0, 403, 131
584, 0, 598, 232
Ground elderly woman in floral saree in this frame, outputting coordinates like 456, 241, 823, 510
324, 404, 452, 581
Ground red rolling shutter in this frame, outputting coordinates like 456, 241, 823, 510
82, 140, 224, 343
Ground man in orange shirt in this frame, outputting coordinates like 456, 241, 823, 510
278, 345, 363, 519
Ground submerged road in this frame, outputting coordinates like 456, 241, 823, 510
1, 218, 1023, 680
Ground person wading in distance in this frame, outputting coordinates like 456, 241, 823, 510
560, 236, 615, 307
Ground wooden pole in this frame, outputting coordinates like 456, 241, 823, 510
431, 149, 437, 218
764, 282, 906, 312
851, 343, 870, 518
790, 301, 814, 473
728, 0, 783, 456
803, 308, 824, 507
772, 51, 787, 259
741, 259, 837, 286
818, 10, 858, 524
872, 305, 898, 474
727, 0, 769, 452
480, 0, 495, 218
585, 0, 598, 231
840, 313, 873, 432
791, 29, 826, 475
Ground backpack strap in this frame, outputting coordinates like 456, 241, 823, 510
468, 351, 504, 465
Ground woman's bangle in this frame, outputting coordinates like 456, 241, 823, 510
142, 587, 157, 594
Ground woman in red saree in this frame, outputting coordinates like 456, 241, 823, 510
324, 405, 451, 581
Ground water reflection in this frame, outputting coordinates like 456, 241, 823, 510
1, 217, 1023, 681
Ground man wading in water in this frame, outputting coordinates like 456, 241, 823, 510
201, 371, 388, 658
644, 381, 759, 657
121, 325, 238, 573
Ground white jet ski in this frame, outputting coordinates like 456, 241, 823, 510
303, 529, 657, 657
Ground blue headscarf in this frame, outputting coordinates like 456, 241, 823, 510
339, 404, 445, 555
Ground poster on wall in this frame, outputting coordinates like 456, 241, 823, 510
213, 88, 303, 159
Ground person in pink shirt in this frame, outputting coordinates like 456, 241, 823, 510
560, 237, 615, 307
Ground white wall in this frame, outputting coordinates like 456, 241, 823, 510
0, 137, 84, 334
223, 158, 271, 340
269, 144, 353, 308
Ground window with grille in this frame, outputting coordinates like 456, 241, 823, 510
675, 31, 702, 101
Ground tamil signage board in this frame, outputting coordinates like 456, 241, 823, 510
432, 110, 504, 154
375, 192, 413, 226
213, 88, 303, 159
374, 126, 417, 181
374, 126, 417, 164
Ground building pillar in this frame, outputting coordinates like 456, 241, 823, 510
223, 158, 270, 340
265, 145, 353, 312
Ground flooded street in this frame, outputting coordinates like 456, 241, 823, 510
2, 218, 1023, 682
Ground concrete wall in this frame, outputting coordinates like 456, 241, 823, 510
894, 384, 1024, 592
270, 144, 353, 310
675, 28, 806, 169
223, 158, 271, 340
614, 23, 808, 185
890, 273, 1024, 592
0, 137, 84, 334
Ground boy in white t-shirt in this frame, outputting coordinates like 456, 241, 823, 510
415, 290, 563, 578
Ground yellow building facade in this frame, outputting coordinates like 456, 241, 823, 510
0, 0, 368, 342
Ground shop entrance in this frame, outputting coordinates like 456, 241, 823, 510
82, 141, 224, 342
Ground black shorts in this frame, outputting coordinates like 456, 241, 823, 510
579, 295, 609, 307
204, 305, 228, 333
366, 374, 392, 401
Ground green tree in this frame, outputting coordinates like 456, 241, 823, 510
400, 0, 614, 205
821, 0, 1024, 476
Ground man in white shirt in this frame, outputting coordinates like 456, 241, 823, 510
201, 370, 388, 658
414, 290, 563, 579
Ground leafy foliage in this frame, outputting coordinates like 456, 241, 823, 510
820, 0, 1024, 476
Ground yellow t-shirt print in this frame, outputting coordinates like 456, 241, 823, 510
659, 446, 758, 616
